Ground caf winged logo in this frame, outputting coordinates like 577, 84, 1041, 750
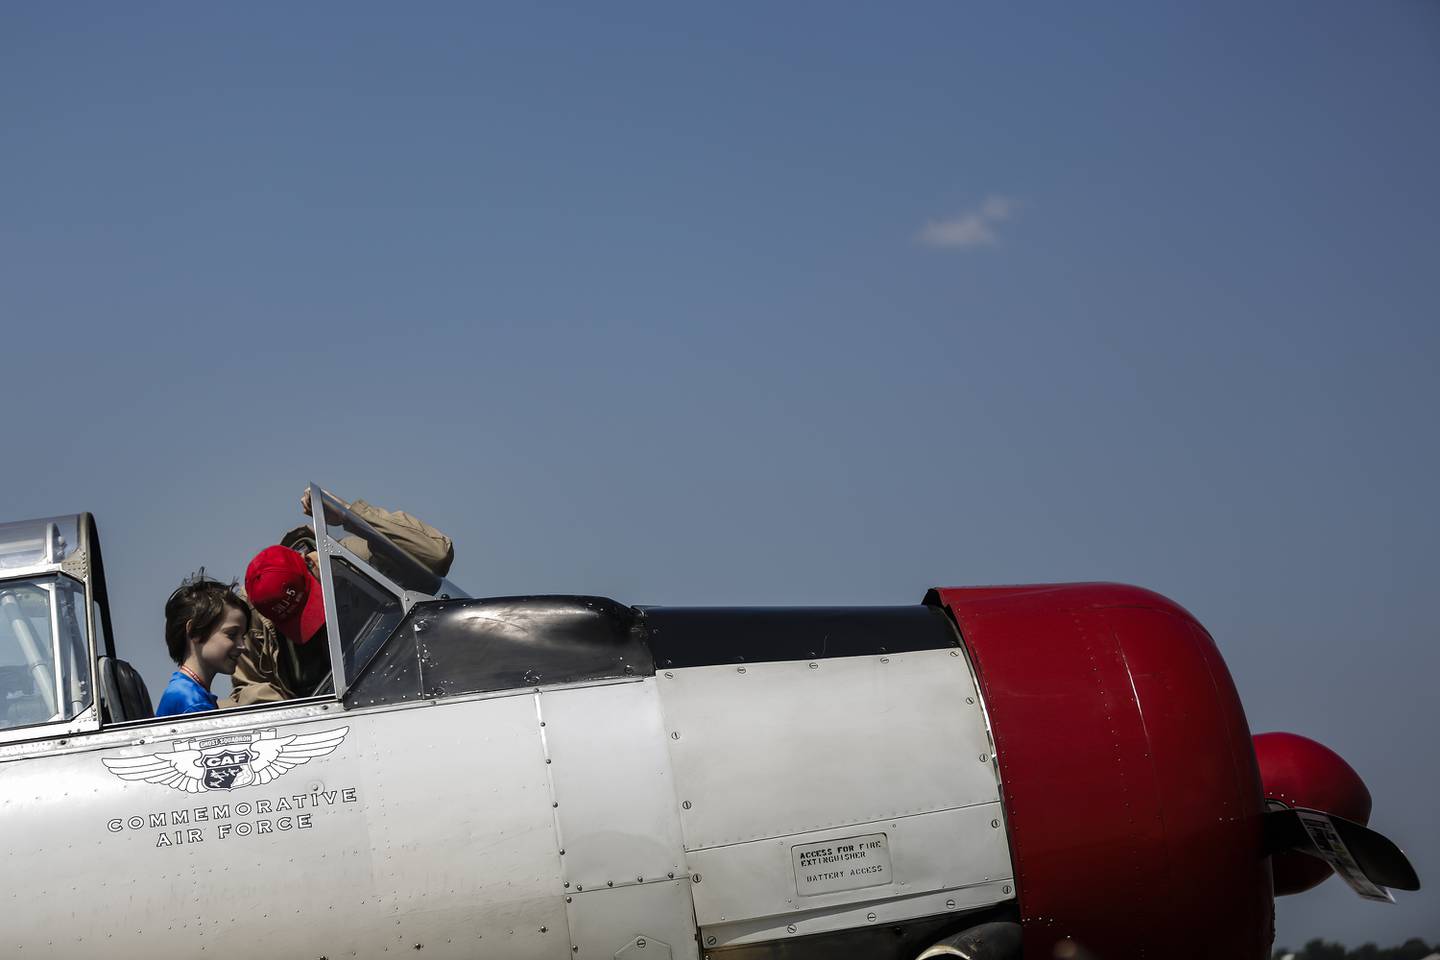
103, 727, 349, 793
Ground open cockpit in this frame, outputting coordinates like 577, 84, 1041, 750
0, 483, 471, 743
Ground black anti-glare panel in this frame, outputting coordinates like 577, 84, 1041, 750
345, 597, 961, 707
641, 604, 961, 669
346, 595, 651, 707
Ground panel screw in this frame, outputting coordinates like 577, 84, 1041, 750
946, 899, 956, 910
979, 753, 988, 762
737, 667, 746, 673
693, 874, 702, 883
682, 801, 692, 810
636, 938, 646, 948
808, 662, 818, 669
866, 913, 877, 923
966, 697, 974, 704
880, 657, 889, 663
664, 672, 673, 679
1003, 885, 1012, 894
950, 651, 959, 657
991, 819, 1000, 829
786, 925, 797, 934
671, 732, 681, 740
706, 937, 716, 946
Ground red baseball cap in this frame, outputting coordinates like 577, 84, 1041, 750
245, 545, 326, 645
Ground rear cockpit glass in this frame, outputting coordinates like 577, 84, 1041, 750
0, 576, 91, 730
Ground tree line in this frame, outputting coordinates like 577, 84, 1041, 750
1274, 939, 1437, 960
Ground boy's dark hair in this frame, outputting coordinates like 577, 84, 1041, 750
163, 572, 252, 665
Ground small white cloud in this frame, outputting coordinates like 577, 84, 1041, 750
918, 194, 1017, 250
980, 195, 1013, 221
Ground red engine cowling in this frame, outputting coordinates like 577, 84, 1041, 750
928, 583, 1274, 960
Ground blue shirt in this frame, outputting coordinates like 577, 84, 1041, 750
155, 670, 218, 716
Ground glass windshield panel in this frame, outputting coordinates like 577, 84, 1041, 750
331, 557, 406, 683
0, 576, 91, 730
0, 517, 82, 571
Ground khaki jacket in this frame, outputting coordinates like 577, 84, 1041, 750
222, 500, 454, 708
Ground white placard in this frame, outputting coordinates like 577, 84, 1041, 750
791, 832, 893, 896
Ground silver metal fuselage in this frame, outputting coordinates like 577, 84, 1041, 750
4, 648, 1013, 958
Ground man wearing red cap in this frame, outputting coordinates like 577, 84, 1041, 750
223, 490, 454, 707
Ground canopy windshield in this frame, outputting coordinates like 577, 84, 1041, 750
305, 485, 465, 698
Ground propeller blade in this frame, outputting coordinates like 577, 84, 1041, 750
1264, 804, 1420, 901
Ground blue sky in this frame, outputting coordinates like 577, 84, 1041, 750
2, 2, 1437, 948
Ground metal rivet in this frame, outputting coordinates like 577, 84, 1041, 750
637, 876, 644, 882
540, 927, 548, 933
545, 758, 552, 764
667, 872, 674, 879
552, 802, 559, 808
559, 849, 566, 855
607, 881, 614, 887
539, 721, 545, 727
564, 882, 570, 888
